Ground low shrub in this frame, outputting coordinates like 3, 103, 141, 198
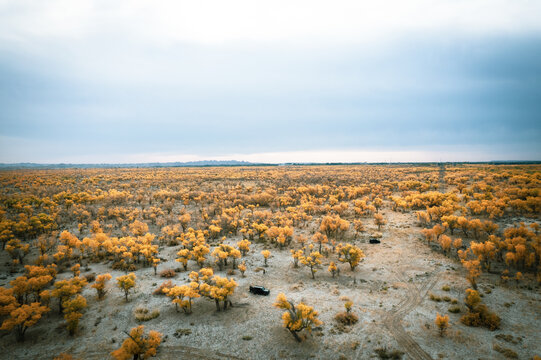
112, 260, 136, 272
461, 304, 500, 331
134, 307, 160, 322
153, 280, 173, 295
493, 343, 518, 359
494, 334, 521, 345
374, 347, 404, 359
335, 312, 359, 326
160, 269, 176, 278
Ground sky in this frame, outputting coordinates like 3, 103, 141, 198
0, 0, 540, 163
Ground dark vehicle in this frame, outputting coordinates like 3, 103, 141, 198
369, 238, 381, 244
249, 285, 270, 296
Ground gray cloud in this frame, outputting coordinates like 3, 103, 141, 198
0, 32, 540, 162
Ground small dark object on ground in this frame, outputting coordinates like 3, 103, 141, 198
369, 238, 381, 244
374, 347, 404, 359
249, 285, 270, 296
174, 328, 192, 338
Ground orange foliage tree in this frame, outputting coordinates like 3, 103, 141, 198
117, 273, 136, 302
337, 244, 365, 271
0, 301, 50, 341
374, 213, 386, 230
273, 293, 322, 342
435, 313, 449, 337
91, 274, 112, 300
111, 325, 162, 360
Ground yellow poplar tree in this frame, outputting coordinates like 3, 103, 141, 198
237, 239, 251, 256
191, 244, 210, 268
111, 325, 162, 360
374, 213, 386, 230
238, 261, 246, 277
290, 249, 303, 268
91, 274, 112, 300
261, 250, 271, 267
273, 293, 322, 342
0, 302, 50, 341
337, 244, 365, 271
300, 251, 323, 279
435, 313, 449, 337
312, 232, 328, 254
176, 249, 192, 271
63, 294, 86, 335
328, 262, 338, 277
117, 273, 136, 302
166, 283, 200, 314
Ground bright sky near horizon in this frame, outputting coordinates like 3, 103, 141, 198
1, 0, 540, 163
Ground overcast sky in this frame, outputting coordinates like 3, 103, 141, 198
1, 0, 540, 163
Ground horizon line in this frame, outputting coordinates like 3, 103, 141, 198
1, 159, 540, 170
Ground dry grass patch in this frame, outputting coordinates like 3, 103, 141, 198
134, 307, 160, 322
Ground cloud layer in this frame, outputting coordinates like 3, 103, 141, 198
1, 1, 540, 162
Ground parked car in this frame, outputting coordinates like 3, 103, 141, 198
369, 238, 381, 244
249, 285, 270, 296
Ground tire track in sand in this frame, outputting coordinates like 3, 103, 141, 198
381, 271, 440, 360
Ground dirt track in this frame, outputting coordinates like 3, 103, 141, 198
382, 271, 441, 360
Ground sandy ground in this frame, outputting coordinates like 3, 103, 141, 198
1, 211, 540, 360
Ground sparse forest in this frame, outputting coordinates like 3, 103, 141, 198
0, 164, 539, 359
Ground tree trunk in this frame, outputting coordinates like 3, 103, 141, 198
289, 330, 302, 342
16, 325, 26, 342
